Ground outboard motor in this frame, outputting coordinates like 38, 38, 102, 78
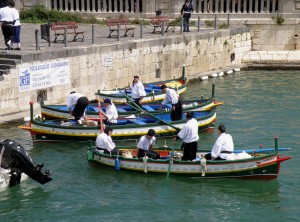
0, 139, 52, 187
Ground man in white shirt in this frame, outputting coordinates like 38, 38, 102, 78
0, 1, 16, 52
205, 124, 234, 160
130, 76, 146, 107
174, 112, 199, 161
135, 129, 160, 159
95, 126, 122, 155
159, 84, 182, 121
10, 1, 20, 50
100, 98, 118, 125
67, 91, 89, 123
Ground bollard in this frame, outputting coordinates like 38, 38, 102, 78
64, 28, 67, 47
214, 15, 217, 30
227, 13, 230, 27
180, 18, 183, 34
47, 21, 51, 47
198, 16, 200, 32
35, 29, 39, 51
117, 24, 120, 41
92, 24, 95, 44
162, 22, 165, 36
140, 20, 143, 39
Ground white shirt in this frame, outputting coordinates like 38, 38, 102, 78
130, 81, 146, 99
106, 103, 118, 123
11, 8, 20, 26
178, 118, 199, 143
211, 133, 234, 160
137, 135, 156, 151
0, 6, 15, 22
95, 133, 115, 152
161, 88, 179, 105
67, 92, 85, 109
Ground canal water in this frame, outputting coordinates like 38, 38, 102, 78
0, 70, 299, 221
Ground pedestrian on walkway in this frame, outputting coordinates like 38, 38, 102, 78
10, 1, 21, 50
0, 0, 16, 52
180, 0, 194, 32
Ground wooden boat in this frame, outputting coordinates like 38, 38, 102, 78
18, 102, 217, 141
41, 85, 223, 120
96, 72, 187, 103
0, 139, 51, 191
86, 137, 291, 180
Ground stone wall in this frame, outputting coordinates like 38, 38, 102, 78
0, 27, 251, 115
247, 20, 300, 51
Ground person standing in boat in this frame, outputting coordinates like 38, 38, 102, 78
174, 112, 199, 161
159, 84, 183, 121
100, 98, 118, 125
205, 124, 234, 160
135, 129, 160, 159
130, 75, 146, 107
95, 126, 122, 155
67, 91, 89, 124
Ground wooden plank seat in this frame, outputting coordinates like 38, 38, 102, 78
150, 16, 175, 33
105, 18, 136, 38
49, 22, 85, 43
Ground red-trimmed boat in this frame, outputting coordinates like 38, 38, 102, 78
86, 137, 291, 180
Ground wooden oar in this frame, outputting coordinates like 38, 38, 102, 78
119, 91, 180, 132
97, 97, 104, 132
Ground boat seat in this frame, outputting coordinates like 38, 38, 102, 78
117, 108, 127, 112
143, 105, 155, 111
165, 104, 172, 108
134, 120, 147, 125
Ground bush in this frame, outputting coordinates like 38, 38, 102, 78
271, 15, 285, 25
20, 5, 102, 24
205, 20, 214, 27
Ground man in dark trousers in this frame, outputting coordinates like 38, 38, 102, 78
159, 84, 182, 121
174, 112, 199, 161
0, 0, 16, 52
67, 91, 89, 124
180, 0, 194, 32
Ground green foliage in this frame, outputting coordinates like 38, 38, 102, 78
130, 18, 150, 25
219, 23, 229, 29
205, 20, 214, 27
169, 17, 182, 26
20, 5, 102, 24
271, 15, 285, 25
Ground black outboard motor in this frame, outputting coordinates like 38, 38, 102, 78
0, 139, 52, 187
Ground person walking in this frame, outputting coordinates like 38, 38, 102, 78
10, 1, 20, 50
174, 112, 199, 161
67, 91, 89, 123
180, 0, 194, 32
159, 84, 183, 121
0, 0, 16, 52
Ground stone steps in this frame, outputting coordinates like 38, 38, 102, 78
0, 55, 22, 81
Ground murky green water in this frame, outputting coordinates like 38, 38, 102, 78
0, 70, 299, 221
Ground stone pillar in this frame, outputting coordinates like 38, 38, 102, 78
249, 0, 253, 13
131, 0, 134, 13
220, 0, 224, 13
70, 0, 74, 11
254, 0, 258, 13
53, 0, 58, 10
137, 0, 140, 13
103, 0, 107, 12
237, 0, 241, 13
204, 0, 208, 13
242, 0, 246, 13
266, 0, 270, 13
225, 0, 229, 13
108, 0, 112, 12
120, 0, 123, 12
81, 0, 85, 11
271, 0, 276, 13
92, 0, 96, 12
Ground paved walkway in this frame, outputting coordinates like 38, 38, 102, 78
0, 23, 216, 53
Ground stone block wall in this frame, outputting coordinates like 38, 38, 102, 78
0, 27, 251, 115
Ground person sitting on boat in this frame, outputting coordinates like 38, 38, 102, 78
95, 126, 122, 155
158, 84, 183, 121
205, 124, 234, 161
130, 75, 146, 107
135, 129, 160, 159
174, 112, 199, 161
100, 98, 118, 125
67, 91, 89, 124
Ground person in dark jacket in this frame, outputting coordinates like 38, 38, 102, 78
180, 0, 194, 32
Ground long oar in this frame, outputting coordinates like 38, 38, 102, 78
120, 91, 180, 132
97, 96, 104, 133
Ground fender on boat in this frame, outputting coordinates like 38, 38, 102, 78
0, 140, 52, 186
